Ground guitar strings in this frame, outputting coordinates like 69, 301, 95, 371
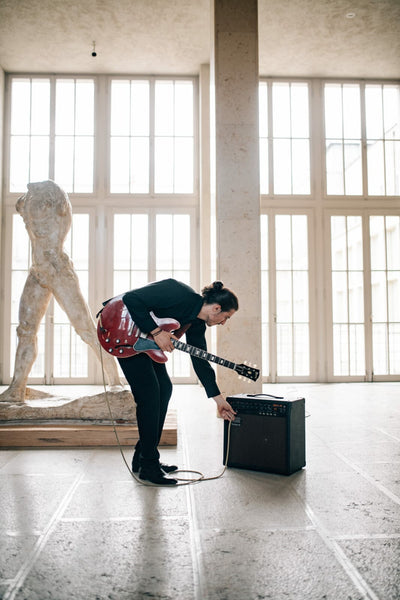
98, 336, 232, 487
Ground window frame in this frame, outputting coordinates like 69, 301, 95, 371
321, 79, 400, 200
325, 208, 400, 382
260, 208, 316, 383
106, 75, 199, 200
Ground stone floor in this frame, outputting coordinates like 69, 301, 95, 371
0, 382, 399, 600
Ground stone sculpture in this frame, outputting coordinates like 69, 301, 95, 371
0, 180, 122, 403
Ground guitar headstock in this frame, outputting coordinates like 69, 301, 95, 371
235, 363, 260, 381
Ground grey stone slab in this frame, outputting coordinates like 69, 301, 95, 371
199, 528, 364, 600
0, 474, 75, 533
331, 441, 400, 466
0, 533, 38, 579
311, 424, 391, 445
14, 519, 194, 600
0, 450, 19, 469
338, 537, 400, 600
361, 462, 400, 498
292, 471, 400, 536
191, 470, 311, 530
304, 444, 353, 474
81, 447, 184, 483
63, 479, 189, 520
0, 448, 94, 475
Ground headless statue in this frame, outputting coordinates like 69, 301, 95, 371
0, 180, 122, 403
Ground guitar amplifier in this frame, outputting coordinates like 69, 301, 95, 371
223, 394, 305, 475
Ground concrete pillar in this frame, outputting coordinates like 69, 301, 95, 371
211, 0, 262, 395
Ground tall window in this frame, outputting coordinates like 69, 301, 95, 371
260, 214, 310, 379
110, 78, 195, 194
370, 216, 400, 374
9, 77, 95, 194
259, 81, 310, 195
329, 214, 400, 378
330, 216, 365, 376
324, 84, 362, 195
275, 215, 309, 376
260, 215, 269, 375
54, 79, 94, 193
324, 82, 400, 196
365, 85, 400, 195
10, 78, 50, 191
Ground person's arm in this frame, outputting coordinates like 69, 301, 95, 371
213, 394, 236, 421
186, 320, 236, 420
122, 279, 177, 333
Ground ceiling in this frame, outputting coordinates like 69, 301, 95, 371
0, 0, 399, 79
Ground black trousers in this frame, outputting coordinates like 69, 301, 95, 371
118, 353, 173, 467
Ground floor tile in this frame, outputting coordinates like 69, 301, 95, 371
0, 533, 38, 579
199, 528, 364, 600
63, 479, 189, 520
292, 470, 400, 536
14, 519, 194, 600
0, 474, 76, 534
338, 537, 400, 600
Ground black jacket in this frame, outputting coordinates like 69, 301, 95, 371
123, 279, 220, 398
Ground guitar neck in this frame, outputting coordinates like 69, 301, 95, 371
172, 339, 236, 371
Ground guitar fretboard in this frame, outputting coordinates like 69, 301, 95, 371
172, 339, 236, 371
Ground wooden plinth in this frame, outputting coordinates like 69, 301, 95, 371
0, 411, 177, 448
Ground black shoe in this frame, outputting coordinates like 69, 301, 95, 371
160, 463, 178, 474
132, 450, 178, 475
131, 450, 141, 473
138, 466, 177, 486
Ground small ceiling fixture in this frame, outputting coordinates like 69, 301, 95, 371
91, 41, 97, 57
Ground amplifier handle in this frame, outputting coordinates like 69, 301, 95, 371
246, 393, 284, 399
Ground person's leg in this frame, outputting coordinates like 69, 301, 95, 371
152, 361, 173, 444
118, 354, 177, 485
151, 361, 178, 473
118, 353, 161, 466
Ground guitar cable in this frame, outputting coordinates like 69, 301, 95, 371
98, 337, 232, 487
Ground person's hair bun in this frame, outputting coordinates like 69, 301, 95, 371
201, 280, 239, 311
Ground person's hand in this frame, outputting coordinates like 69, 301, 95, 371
151, 329, 177, 352
213, 394, 236, 421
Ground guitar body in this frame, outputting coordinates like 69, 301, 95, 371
97, 295, 180, 362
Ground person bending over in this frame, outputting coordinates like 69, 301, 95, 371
117, 278, 238, 485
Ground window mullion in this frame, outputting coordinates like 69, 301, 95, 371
269, 213, 277, 381
384, 216, 390, 373
363, 214, 373, 381
49, 76, 56, 180
360, 82, 368, 197
268, 80, 274, 196
341, 86, 347, 196
381, 90, 388, 196
149, 78, 155, 195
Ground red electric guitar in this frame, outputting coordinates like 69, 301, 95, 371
97, 295, 259, 382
